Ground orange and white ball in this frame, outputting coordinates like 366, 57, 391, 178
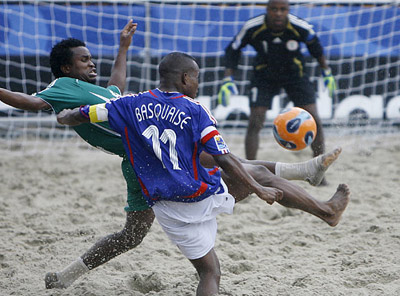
272, 107, 317, 151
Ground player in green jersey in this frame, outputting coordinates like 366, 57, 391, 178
0, 20, 156, 289
1, 22, 344, 289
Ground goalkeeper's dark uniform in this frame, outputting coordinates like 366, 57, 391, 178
224, 13, 324, 108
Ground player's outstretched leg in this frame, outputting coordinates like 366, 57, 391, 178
44, 257, 88, 289
306, 147, 342, 186
321, 184, 350, 227
224, 164, 350, 227
270, 178, 350, 227
45, 209, 155, 289
275, 147, 342, 186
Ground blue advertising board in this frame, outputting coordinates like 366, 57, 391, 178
1, 3, 399, 56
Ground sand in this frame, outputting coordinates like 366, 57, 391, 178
1, 129, 400, 296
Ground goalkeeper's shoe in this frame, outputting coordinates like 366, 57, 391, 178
45, 272, 66, 289
217, 76, 238, 106
322, 68, 337, 98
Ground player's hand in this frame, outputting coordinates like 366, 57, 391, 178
120, 19, 137, 50
217, 76, 238, 106
322, 68, 337, 97
256, 186, 283, 205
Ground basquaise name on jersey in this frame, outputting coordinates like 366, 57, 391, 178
135, 102, 191, 129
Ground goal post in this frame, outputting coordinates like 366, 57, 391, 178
1, 0, 400, 150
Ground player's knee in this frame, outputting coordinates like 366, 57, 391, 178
122, 220, 152, 249
251, 164, 275, 185
247, 119, 264, 132
120, 209, 154, 249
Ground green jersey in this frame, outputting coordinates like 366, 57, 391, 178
34, 77, 149, 211
34, 77, 125, 156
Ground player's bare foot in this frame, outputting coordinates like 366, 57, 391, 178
306, 147, 342, 186
323, 184, 350, 227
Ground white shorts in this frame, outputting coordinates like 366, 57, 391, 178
152, 181, 235, 260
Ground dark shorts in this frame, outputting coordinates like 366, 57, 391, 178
248, 75, 316, 108
121, 156, 151, 212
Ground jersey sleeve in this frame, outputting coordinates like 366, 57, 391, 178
299, 20, 324, 59
79, 103, 110, 123
81, 95, 128, 125
306, 34, 324, 59
224, 21, 252, 69
106, 85, 121, 96
34, 78, 122, 114
200, 126, 230, 155
33, 78, 80, 113
196, 103, 230, 156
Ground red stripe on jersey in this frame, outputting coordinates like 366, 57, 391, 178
192, 142, 198, 180
124, 126, 134, 167
201, 130, 219, 145
181, 95, 217, 125
208, 167, 219, 176
170, 95, 185, 99
184, 181, 208, 199
149, 90, 158, 98
137, 177, 150, 197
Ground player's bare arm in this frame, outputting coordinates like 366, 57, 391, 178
213, 153, 283, 205
108, 19, 137, 92
57, 107, 89, 126
0, 88, 50, 111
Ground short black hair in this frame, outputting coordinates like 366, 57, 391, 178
159, 52, 197, 79
49, 38, 86, 78
267, 0, 289, 8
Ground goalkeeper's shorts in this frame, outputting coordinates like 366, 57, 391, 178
249, 75, 316, 108
121, 156, 151, 212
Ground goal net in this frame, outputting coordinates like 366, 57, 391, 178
1, 0, 400, 151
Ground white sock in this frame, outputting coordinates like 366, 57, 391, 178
57, 257, 89, 288
275, 156, 320, 181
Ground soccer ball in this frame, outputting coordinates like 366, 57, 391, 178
272, 107, 317, 151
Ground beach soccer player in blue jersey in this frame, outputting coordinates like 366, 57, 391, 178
1, 23, 343, 290
58, 52, 350, 295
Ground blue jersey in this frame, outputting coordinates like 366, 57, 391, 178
86, 88, 230, 206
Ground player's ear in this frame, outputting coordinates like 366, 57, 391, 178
60, 64, 71, 75
182, 72, 189, 85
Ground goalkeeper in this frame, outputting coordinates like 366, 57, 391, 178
218, 0, 336, 169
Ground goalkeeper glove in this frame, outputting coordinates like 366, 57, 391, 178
322, 68, 337, 97
218, 76, 238, 106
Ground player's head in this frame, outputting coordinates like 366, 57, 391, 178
50, 38, 97, 84
266, 0, 289, 32
158, 52, 199, 99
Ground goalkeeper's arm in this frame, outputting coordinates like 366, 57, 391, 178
217, 68, 239, 106
307, 37, 337, 97
317, 56, 337, 97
